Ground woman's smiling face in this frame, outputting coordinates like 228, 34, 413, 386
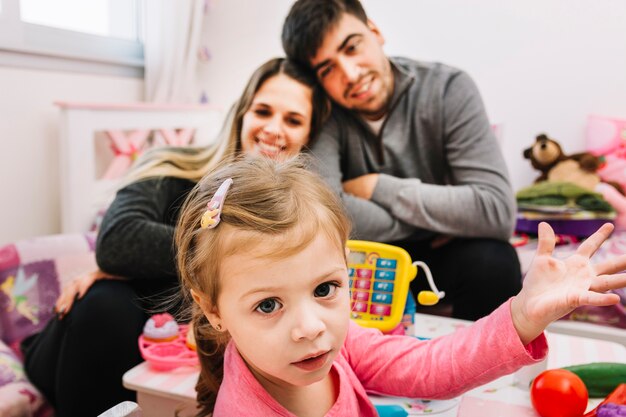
240, 73, 313, 161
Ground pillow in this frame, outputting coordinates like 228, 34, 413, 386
0, 233, 97, 344
586, 114, 626, 193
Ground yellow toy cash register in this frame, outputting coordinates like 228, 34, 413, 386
347, 240, 445, 332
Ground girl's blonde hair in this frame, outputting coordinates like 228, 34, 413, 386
122, 58, 329, 186
175, 156, 351, 416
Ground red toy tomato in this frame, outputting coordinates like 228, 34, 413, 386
530, 369, 589, 417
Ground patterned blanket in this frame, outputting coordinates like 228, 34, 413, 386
0, 232, 96, 416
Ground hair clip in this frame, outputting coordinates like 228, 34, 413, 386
200, 178, 233, 229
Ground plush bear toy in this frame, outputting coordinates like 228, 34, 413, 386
522, 133, 626, 229
523, 133, 604, 191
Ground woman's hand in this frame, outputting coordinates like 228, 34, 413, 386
511, 222, 626, 345
342, 174, 379, 200
55, 269, 122, 319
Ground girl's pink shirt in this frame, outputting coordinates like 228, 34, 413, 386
213, 299, 548, 416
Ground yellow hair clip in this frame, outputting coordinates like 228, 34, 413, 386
200, 178, 233, 229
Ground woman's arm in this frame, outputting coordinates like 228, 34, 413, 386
96, 177, 195, 281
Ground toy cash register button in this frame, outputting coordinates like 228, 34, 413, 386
372, 293, 393, 304
352, 291, 370, 301
376, 258, 397, 269
356, 268, 373, 278
375, 270, 396, 280
348, 267, 355, 277
373, 281, 394, 292
370, 304, 392, 316
354, 279, 371, 290
352, 301, 368, 312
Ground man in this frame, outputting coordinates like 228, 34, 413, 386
282, 0, 521, 320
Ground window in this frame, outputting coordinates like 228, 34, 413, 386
0, 0, 144, 77
20, 0, 139, 41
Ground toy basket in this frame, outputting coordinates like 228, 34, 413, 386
139, 324, 198, 371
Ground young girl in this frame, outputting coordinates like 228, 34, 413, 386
176, 157, 626, 417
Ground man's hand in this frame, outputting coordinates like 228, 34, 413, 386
342, 174, 380, 200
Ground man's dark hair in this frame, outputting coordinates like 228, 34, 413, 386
282, 0, 368, 71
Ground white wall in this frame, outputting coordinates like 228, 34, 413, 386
199, 0, 626, 191
0, 67, 143, 245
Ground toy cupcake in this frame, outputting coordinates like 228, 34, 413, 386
142, 313, 179, 343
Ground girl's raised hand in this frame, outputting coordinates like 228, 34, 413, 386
511, 222, 626, 345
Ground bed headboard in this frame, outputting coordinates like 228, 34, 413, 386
56, 102, 224, 233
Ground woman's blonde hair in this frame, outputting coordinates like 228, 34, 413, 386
123, 58, 329, 186
175, 156, 351, 416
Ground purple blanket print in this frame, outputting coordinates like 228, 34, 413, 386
0, 232, 96, 417
0, 233, 96, 344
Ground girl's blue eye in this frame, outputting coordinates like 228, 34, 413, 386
256, 298, 280, 314
314, 282, 338, 298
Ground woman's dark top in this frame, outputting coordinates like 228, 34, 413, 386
96, 177, 195, 282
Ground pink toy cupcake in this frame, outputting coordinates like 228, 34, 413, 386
142, 313, 179, 343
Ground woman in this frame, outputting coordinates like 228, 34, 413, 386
22, 57, 329, 417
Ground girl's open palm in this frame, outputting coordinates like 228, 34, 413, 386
511, 222, 626, 344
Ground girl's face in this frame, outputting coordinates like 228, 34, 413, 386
211, 233, 350, 390
240, 74, 313, 161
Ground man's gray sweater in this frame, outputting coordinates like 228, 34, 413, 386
310, 57, 516, 242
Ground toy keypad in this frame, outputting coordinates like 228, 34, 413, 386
347, 240, 417, 332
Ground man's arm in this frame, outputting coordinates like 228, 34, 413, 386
310, 127, 417, 241
370, 71, 516, 241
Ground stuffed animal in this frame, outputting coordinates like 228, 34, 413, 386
523, 133, 604, 191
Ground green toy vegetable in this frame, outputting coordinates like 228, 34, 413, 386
562, 363, 626, 398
